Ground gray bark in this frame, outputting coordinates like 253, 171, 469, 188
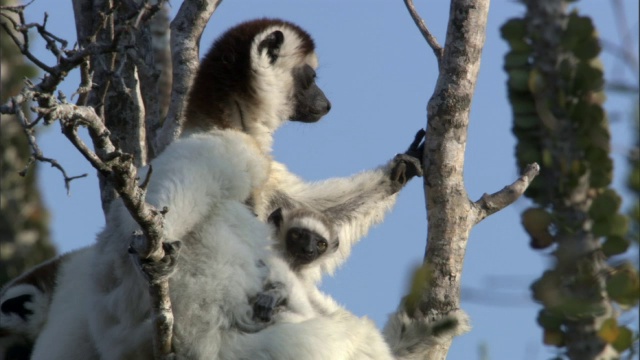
155, 0, 223, 154
402, 1, 536, 358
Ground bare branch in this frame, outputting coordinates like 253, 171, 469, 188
403, 1, 491, 359
0, 91, 88, 194
473, 163, 540, 224
156, 0, 223, 154
0, 15, 55, 73
3, 3, 179, 357
403, 0, 444, 67
46, 102, 177, 358
144, 0, 172, 158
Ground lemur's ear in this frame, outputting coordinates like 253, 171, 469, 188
1, 293, 34, 321
258, 30, 284, 64
267, 207, 284, 229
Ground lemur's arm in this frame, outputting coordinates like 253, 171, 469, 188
264, 130, 424, 272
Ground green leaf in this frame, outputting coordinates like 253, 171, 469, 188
508, 69, 531, 92
601, 236, 631, 257
500, 18, 527, 41
570, 160, 588, 177
504, 51, 531, 70
589, 163, 613, 188
543, 329, 565, 347
509, 94, 537, 115
531, 271, 561, 305
574, 61, 605, 92
403, 264, 433, 315
606, 264, 640, 308
536, 309, 563, 330
609, 214, 629, 237
589, 189, 622, 221
516, 142, 541, 165
612, 326, 634, 352
563, 13, 601, 60
514, 115, 540, 129
598, 318, 619, 343
522, 208, 554, 249
542, 149, 553, 168
572, 102, 604, 129
592, 214, 627, 238
574, 37, 601, 60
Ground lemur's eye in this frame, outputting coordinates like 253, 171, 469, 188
289, 229, 301, 240
299, 65, 316, 89
317, 239, 327, 252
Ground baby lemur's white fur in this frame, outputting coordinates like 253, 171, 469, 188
264, 207, 471, 359
4, 18, 434, 359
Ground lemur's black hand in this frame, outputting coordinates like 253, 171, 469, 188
405, 128, 426, 161
252, 292, 279, 322
129, 240, 182, 284
389, 129, 425, 189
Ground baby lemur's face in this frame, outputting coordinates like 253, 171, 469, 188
285, 226, 329, 266
268, 207, 339, 268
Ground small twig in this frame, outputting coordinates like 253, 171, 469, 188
8, 98, 88, 194
72, 59, 93, 104
473, 163, 541, 224
0, 17, 55, 73
139, 164, 154, 191
403, 0, 444, 68
133, 1, 163, 29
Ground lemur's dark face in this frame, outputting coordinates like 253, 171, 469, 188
290, 64, 331, 123
285, 227, 329, 265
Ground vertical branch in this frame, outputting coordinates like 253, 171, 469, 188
129, 0, 162, 161
48, 103, 178, 359
145, 0, 172, 159
399, 1, 499, 359
155, 0, 222, 153
105, 1, 148, 168
418, 2, 490, 358
72, 0, 119, 216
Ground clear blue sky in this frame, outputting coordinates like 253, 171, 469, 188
22, 1, 638, 359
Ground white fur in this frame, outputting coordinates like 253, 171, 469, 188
85, 130, 277, 359
241, 25, 317, 152
221, 310, 394, 360
265, 209, 402, 358
273, 209, 471, 360
9, 20, 429, 359
0, 284, 48, 341
31, 247, 100, 360
86, 128, 398, 359
289, 217, 332, 241
254, 160, 401, 286
383, 309, 471, 360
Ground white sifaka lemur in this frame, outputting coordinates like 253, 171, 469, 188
0, 18, 454, 360
257, 206, 471, 360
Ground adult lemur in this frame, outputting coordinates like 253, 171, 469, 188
2, 18, 435, 359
